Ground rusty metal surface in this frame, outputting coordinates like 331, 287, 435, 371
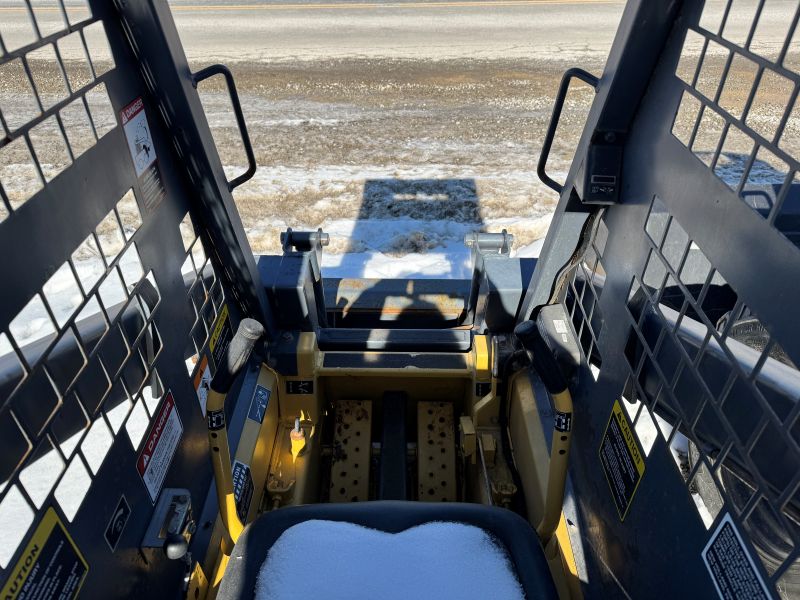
417, 401, 457, 502
329, 400, 372, 503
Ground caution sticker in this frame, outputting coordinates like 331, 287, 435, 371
703, 513, 770, 600
137, 391, 183, 503
599, 399, 646, 521
193, 354, 212, 416
231, 461, 254, 523
209, 305, 232, 370
1, 507, 88, 600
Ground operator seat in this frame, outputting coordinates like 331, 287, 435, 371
217, 501, 558, 599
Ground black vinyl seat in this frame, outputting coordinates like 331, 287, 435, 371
217, 501, 558, 599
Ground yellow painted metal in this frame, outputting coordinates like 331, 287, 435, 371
418, 401, 457, 501
297, 331, 318, 377
186, 561, 209, 600
329, 400, 372, 502
207, 388, 244, 545
459, 415, 476, 464
508, 372, 580, 598
508, 372, 550, 521
211, 542, 230, 590
267, 417, 319, 506
231, 366, 280, 523
322, 375, 470, 404
542, 513, 583, 600
200, 330, 578, 596
290, 423, 307, 461
555, 513, 583, 599
319, 365, 469, 378
536, 389, 573, 545
473, 334, 490, 380
203, 368, 281, 594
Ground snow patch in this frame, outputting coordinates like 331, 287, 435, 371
255, 520, 525, 600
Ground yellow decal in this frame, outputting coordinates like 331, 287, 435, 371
209, 304, 229, 352
612, 400, 645, 478
1, 507, 88, 600
599, 399, 646, 521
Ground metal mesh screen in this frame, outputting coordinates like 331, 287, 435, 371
624, 195, 800, 587
564, 216, 608, 366
673, 0, 800, 247
560, 1, 800, 595
0, 0, 231, 580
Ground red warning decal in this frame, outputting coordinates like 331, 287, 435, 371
137, 391, 182, 502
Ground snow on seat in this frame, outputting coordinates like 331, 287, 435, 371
255, 520, 525, 600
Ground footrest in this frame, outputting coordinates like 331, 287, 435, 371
329, 400, 372, 502
417, 401, 457, 501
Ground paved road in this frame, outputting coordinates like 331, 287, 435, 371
167, 0, 626, 63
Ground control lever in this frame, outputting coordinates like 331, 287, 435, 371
206, 318, 265, 547
513, 320, 572, 551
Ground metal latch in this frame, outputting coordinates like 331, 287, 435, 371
141, 488, 195, 560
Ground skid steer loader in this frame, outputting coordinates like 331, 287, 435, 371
0, 0, 798, 598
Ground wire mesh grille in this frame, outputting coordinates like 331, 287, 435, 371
672, 0, 800, 248
564, 216, 608, 366
180, 210, 225, 376
613, 192, 800, 593
0, 6, 116, 220
0, 0, 178, 573
558, 2, 800, 595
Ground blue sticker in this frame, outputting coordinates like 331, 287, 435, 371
248, 385, 271, 424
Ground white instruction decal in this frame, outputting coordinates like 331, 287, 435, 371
702, 513, 771, 600
553, 319, 568, 334
137, 391, 183, 503
193, 354, 212, 416
121, 97, 156, 177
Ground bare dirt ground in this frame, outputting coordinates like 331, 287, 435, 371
197, 56, 602, 253
2, 0, 797, 259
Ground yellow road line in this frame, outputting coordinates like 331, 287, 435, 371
0, 0, 618, 13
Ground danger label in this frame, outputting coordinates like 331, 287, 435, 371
1, 507, 88, 600
703, 513, 770, 600
137, 391, 183, 503
599, 399, 645, 521
121, 97, 156, 177
231, 461, 254, 523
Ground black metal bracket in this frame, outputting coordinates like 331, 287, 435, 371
464, 230, 518, 329
537, 68, 600, 195
192, 64, 257, 191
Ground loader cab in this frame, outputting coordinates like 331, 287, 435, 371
1, 0, 799, 599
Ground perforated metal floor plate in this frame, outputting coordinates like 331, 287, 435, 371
417, 401, 457, 501
329, 400, 372, 502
